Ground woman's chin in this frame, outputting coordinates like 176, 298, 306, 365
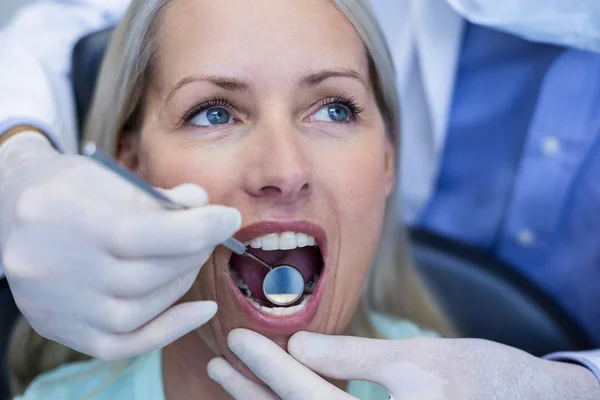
212, 289, 326, 385
206, 245, 347, 383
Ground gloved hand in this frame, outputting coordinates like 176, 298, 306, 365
207, 329, 600, 400
0, 132, 241, 360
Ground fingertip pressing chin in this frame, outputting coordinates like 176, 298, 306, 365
288, 330, 338, 366
206, 357, 229, 383
227, 328, 254, 355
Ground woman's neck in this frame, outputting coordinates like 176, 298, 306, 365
162, 332, 232, 400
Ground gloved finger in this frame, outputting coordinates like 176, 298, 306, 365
73, 159, 208, 210
288, 332, 399, 385
100, 205, 242, 258
90, 301, 217, 360
63, 158, 166, 211
98, 252, 208, 298
228, 329, 355, 400
89, 268, 198, 333
207, 357, 280, 400
13, 177, 93, 224
157, 183, 209, 208
10, 156, 184, 227
14, 175, 155, 229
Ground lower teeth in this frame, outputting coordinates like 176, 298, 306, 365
246, 294, 312, 316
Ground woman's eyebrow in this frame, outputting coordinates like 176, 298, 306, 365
299, 68, 366, 88
166, 69, 366, 102
167, 74, 250, 102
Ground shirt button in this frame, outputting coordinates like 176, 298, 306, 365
541, 137, 560, 157
516, 229, 535, 246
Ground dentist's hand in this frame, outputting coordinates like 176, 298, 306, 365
0, 132, 241, 360
208, 329, 600, 400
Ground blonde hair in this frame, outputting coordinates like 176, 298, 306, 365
10, 0, 451, 395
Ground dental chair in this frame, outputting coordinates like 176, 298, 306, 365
409, 228, 596, 356
72, 28, 114, 133
0, 280, 19, 400
0, 26, 596, 398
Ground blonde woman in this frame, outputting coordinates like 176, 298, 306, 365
10, 0, 446, 398
8, 0, 599, 399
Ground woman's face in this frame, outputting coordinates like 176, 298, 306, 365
124, 0, 394, 375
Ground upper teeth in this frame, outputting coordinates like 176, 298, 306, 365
246, 232, 317, 251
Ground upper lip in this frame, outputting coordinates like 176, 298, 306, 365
234, 220, 327, 252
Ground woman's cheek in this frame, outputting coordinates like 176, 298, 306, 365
342, 165, 387, 225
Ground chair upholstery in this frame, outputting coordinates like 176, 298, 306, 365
72, 28, 114, 134
410, 228, 596, 356
0, 281, 20, 400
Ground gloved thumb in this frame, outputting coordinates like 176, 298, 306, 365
160, 183, 210, 208
288, 332, 393, 384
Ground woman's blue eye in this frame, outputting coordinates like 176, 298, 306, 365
191, 107, 232, 126
311, 105, 350, 122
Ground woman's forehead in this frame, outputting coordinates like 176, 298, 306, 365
156, 0, 369, 91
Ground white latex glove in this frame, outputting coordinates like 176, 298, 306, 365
207, 329, 600, 400
0, 132, 241, 360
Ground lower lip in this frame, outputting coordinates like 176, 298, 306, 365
225, 261, 327, 334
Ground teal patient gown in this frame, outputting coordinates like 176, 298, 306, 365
14, 312, 438, 400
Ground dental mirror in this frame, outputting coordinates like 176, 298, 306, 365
224, 239, 305, 306
222, 238, 305, 306
263, 265, 305, 305
83, 141, 306, 307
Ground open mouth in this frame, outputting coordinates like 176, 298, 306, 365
228, 231, 324, 316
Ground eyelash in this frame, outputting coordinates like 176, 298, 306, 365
180, 96, 232, 123
316, 94, 364, 121
180, 94, 364, 125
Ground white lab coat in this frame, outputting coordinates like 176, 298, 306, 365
1, 0, 600, 238
0, 0, 128, 155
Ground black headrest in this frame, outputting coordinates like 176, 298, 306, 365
0, 282, 20, 400
72, 28, 115, 135
410, 228, 596, 355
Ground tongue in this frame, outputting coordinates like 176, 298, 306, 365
230, 247, 321, 302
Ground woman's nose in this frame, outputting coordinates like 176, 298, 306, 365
245, 125, 312, 203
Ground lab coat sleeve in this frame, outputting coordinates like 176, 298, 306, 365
447, 0, 600, 52
0, 0, 128, 155
0, 0, 128, 279
544, 350, 600, 389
